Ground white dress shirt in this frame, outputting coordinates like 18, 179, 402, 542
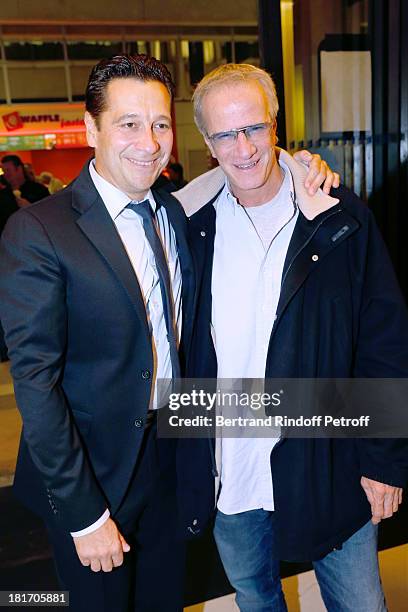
212, 160, 298, 515
71, 161, 182, 537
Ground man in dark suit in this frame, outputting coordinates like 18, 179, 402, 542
0, 54, 195, 612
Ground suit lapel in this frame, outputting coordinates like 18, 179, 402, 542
72, 164, 150, 339
153, 189, 197, 351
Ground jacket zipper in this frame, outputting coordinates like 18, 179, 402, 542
279, 208, 342, 291
270, 208, 342, 456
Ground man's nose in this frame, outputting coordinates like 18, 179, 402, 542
136, 127, 160, 154
235, 131, 256, 157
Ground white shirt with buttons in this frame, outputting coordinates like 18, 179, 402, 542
212, 160, 298, 515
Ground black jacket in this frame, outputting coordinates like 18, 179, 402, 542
0, 187, 18, 236
20, 179, 49, 203
178, 184, 408, 561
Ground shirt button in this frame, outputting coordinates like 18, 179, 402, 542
134, 418, 144, 428
141, 369, 151, 380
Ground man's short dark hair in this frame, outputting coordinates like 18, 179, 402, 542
1, 154, 23, 168
85, 54, 175, 126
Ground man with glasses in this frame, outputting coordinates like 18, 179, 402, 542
0, 54, 336, 611
175, 63, 408, 611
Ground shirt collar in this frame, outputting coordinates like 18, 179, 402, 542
89, 159, 156, 220
175, 148, 339, 219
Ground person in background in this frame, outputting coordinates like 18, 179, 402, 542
0, 174, 19, 361
39, 171, 65, 194
152, 170, 178, 193
1, 155, 49, 207
0, 157, 48, 360
0, 177, 15, 361
168, 162, 188, 190
24, 162, 36, 182
0, 176, 18, 236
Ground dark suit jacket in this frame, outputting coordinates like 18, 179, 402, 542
0, 162, 195, 532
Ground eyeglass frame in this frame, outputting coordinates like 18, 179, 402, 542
206, 121, 275, 148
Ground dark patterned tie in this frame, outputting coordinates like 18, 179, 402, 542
127, 199, 181, 379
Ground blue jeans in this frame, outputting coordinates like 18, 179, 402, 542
214, 510, 387, 612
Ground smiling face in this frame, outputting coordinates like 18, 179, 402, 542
202, 80, 282, 207
85, 78, 173, 201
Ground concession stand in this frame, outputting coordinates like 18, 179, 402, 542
0, 103, 92, 184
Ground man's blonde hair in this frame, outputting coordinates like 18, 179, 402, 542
192, 63, 279, 135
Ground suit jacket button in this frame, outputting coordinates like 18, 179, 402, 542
141, 369, 151, 380
134, 418, 144, 428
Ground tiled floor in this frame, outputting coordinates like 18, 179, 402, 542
1, 362, 407, 611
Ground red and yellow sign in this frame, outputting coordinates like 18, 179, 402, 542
0, 103, 88, 150
0, 103, 87, 142
2, 111, 24, 131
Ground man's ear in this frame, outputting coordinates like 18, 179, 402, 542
84, 111, 98, 148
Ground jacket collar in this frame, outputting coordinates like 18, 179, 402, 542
70, 165, 196, 351
174, 148, 339, 221
70, 163, 151, 338
70, 160, 100, 214
153, 187, 196, 338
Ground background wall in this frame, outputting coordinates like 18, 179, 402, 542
0, 1, 261, 180
0, 0, 257, 23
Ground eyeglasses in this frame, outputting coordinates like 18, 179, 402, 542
207, 122, 274, 149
